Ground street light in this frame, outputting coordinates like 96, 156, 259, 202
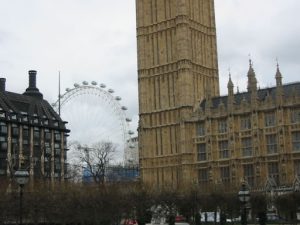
238, 183, 250, 225
15, 169, 29, 225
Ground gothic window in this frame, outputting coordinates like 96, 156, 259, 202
219, 140, 229, 159
266, 134, 277, 154
268, 162, 279, 185
218, 119, 227, 133
291, 108, 300, 123
265, 112, 276, 127
196, 122, 205, 136
220, 166, 230, 183
240, 116, 251, 130
292, 131, 300, 152
241, 137, 252, 157
243, 164, 254, 187
197, 143, 206, 161
198, 168, 209, 183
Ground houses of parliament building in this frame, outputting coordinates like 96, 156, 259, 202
136, 0, 300, 190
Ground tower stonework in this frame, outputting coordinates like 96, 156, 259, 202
136, 0, 219, 187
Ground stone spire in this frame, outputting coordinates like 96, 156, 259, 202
227, 72, 234, 112
227, 72, 234, 96
247, 59, 257, 93
275, 61, 284, 106
275, 61, 283, 87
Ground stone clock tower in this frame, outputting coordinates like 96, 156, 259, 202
136, 0, 219, 187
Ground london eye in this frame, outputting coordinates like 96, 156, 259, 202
52, 81, 135, 164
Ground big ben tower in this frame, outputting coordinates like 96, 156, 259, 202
136, 0, 219, 187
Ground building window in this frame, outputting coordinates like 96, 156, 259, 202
197, 143, 206, 161
55, 163, 61, 170
241, 137, 252, 157
0, 136, 7, 151
220, 166, 230, 183
45, 142, 51, 155
219, 140, 229, 159
12, 124, 19, 136
0, 122, 7, 134
292, 131, 300, 152
268, 162, 279, 185
295, 161, 300, 177
265, 112, 276, 127
34, 128, 40, 142
240, 115, 251, 130
45, 131, 51, 141
198, 168, 209, 183
196, 122, 205, 136
266, 134, 277, 154
0, 112, 5, 118
55, 133, 61, 141
218, 119, 227, 133
291, 108, 300, 123
243, 164, 254, 187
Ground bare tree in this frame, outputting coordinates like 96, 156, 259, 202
75, 141, 117, 184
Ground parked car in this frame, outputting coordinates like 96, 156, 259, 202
123, 219, 138, 225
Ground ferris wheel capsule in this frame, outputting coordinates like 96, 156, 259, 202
128, 130, 134, 135
129, 144, 135, 149
66, 88, 70, 92
74, 83, 79, 88
91, 81, 97, 85
100, 83, 106, 88
108, 89, 114, 93
121, 106, 128, 110
82, 81, 88, 85
126, 118, 132, 122
115, 96, 122, 101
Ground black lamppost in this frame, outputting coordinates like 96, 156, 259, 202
238, 183, 250, 225
15, 169, 29, 225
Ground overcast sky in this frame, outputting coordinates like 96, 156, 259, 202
1, 0, 300, 149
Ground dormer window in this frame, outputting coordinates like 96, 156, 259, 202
54, 121, 59, 127
22, 116, 28, 122
11, 114, 17, 120
44, 119, 49, 125
0, 112, 5, 118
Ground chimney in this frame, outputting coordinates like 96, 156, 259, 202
29, 70, 37, 89
23, 70, 43, 99
0, 78, 6, 92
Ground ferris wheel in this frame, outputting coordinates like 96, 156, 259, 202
52, 81, 135, 163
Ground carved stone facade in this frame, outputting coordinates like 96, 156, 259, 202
136, 0, 300, 190
136, 0, 219, 187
